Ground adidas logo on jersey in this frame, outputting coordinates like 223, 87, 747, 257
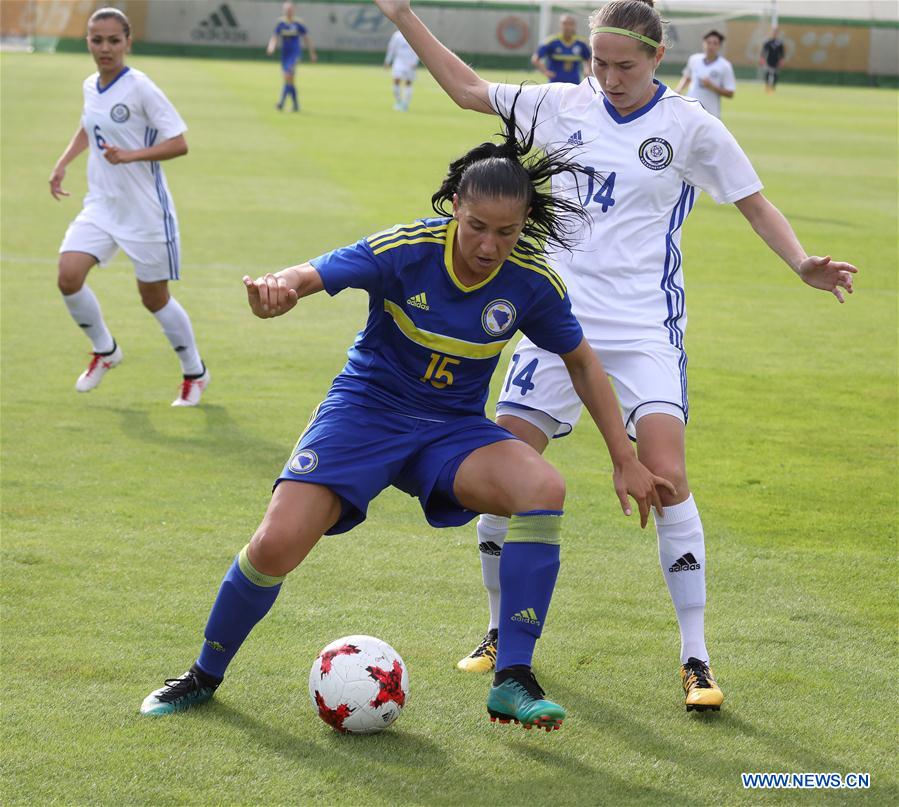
669, 553, 701, 573
191, 4, 248, 42
510, 607, 541, 625
566, 130, 583, 146
407, 292, 429, 310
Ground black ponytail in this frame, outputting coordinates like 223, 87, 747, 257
431, 86, 590, 252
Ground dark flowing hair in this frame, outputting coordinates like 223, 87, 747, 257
431, 87, 591, 253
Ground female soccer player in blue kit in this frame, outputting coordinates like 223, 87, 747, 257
140, 101, 673, 731
266, 1, 317, 111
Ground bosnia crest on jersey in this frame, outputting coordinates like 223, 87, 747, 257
481, 299, 517, 336
288, 449, 319, 474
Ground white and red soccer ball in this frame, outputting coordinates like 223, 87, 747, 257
308, 635, 409, 734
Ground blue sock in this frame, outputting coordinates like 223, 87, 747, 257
495, 510, 562, 671
196, 545, 284, 680
288, 85, 298, 109
278, 84, 289, 107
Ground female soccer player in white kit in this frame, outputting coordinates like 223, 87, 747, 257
49, 8, 209, 406
375, 0, 857, 711
384, 29, 420, 111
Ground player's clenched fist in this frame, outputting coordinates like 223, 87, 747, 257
243, 273, 298, 318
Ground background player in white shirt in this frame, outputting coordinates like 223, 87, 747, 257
48, 8, 209, 406
674, 30, 736, 119
385, 29, 420, 111
376, 0, 857, 712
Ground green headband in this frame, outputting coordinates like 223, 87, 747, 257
591, 26, 661, 49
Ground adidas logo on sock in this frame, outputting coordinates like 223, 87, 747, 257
510, 607, 541, 625
478, 541, 502, 556
406, 292, 429, 310
191, 3, 248, 42
669, 553, 701, 573
566, 130, 583, 146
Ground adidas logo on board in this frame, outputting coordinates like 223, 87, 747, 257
191, 4, 248, 42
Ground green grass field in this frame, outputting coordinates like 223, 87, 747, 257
1, 53, 896, 805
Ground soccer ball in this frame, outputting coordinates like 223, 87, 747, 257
309, 635, 409, 734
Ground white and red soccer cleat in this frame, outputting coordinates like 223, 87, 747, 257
75, 344, 123, 392
171, 364, 210, 407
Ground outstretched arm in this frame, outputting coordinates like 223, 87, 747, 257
561, 338, 676, 527
735, 191, 857, 303
374, 0, 493, 113
49, 125, 88, 200
243, 262, 324, 319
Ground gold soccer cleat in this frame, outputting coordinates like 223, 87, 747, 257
680, 657, 724, 712
456, 629, 497, 673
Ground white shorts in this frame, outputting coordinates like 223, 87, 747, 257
496, 337, 687, 441
59, 215, 180, 282
391, 66, 416, 83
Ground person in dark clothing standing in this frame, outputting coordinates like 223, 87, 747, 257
760, 27, 786, 93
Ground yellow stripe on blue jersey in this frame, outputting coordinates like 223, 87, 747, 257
368, 222, 449, 254
508, 248, 566, 298
308, 216, 583, 420
383, 300, 510, 360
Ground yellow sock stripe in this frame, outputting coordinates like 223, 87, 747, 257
505, 513, 562, 545
238, 544, 286, 587
383, 300, 509, 359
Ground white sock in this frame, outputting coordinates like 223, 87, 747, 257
392, 83, 401, 102
153, 297, 203, 376
654, 494, 709, 663
62, 286, 114, 353
403, 85, 414, 105
477, 513, 508, 631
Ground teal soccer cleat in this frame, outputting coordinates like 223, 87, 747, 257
487, 667, 565, 732
140, 666, 219, 716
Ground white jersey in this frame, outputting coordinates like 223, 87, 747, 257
80, 67, 187, 242
490, 79, 762, 347
681, 53, 736, 118
385, 31, 419, 74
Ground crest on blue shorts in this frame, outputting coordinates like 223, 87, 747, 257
289, 449, 319, 474
482, 299, 516, 336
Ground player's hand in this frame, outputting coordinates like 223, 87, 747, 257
613, 457, 677, 529
373, 0, 411, 22
545, 69, 556, 79
49, 166, 69, 200
243, 274, 298, 318
798, 255, 858, 303
699, 77, 712, 88
310, 53, 318, 63
101, 144, 132, 165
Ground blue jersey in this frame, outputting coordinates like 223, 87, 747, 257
536, 36, 591, 84
274, 19, 307, 61
310, 217, 583, 420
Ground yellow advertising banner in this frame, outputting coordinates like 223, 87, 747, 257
0, 0, 147, 39
727, 21, 871, 73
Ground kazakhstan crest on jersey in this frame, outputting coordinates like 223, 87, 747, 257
639, 137, 673, 171
482, 300, 516, 336
110, 103, 130, 123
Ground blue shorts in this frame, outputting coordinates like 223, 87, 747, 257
281, 55, 299, 74
276, 396, 517, 535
